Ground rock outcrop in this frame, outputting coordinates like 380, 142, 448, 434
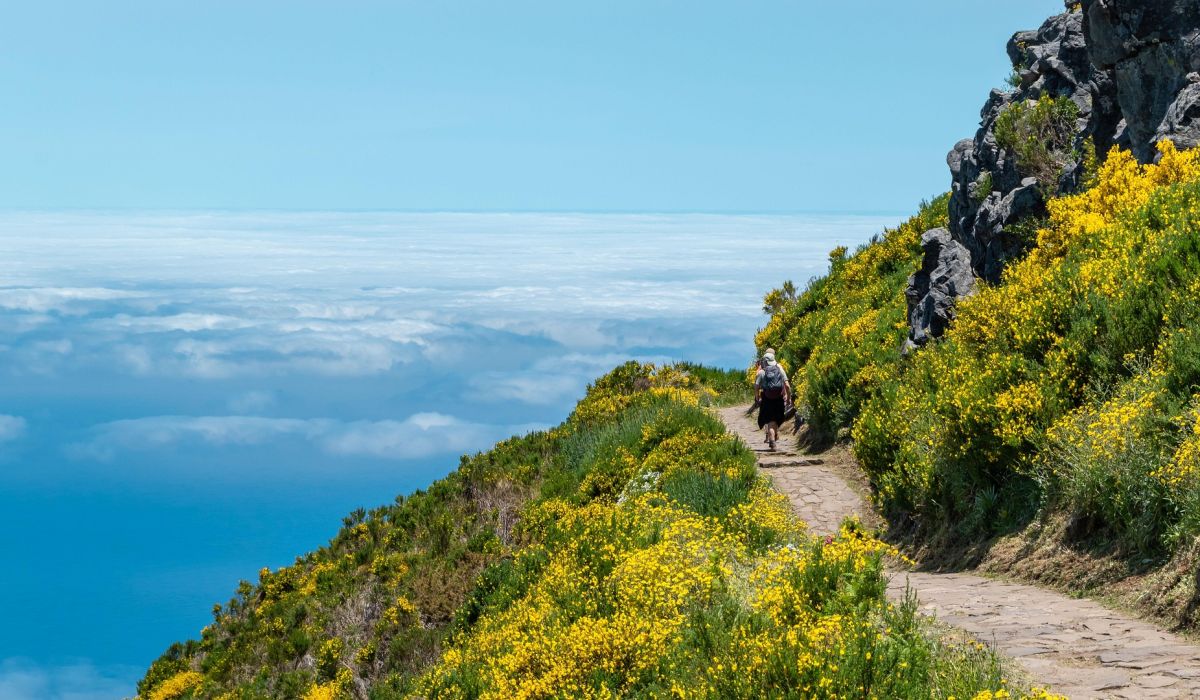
946, 5, 1119, 285
1083, 0, 1200, 160
904, 228, 976, 351
906, 0, 1200, 347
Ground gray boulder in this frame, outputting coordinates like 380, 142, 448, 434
972, 178, 1045, 281
904, 228, 977, 351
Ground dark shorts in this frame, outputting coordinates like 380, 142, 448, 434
758, 397, 786, 428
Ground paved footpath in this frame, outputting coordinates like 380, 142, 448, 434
718, 405, 1200, 699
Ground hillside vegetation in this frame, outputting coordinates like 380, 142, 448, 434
759, 143, 1200, 605
755, 194, 949, 439
139, 364, 1052, 699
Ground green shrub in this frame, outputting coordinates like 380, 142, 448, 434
973, 171, 994, 203
993, 94, 1080, 188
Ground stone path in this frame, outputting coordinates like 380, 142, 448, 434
718, 405, 1200, 699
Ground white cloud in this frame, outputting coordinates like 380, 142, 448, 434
73, 413, 546, 462
107, 312, 257, 333
321, 413, 544, 459
31, 340, 72, 356
288, 302, 383, 320
167, 335, 417, 378
0, 658, 136, 700
75, 416, 328, 461
0, 415, 26, 442
0, 313, 56, 334
475, 373, 583, 405
0, 287, 147, 314
115, 344, 154, 375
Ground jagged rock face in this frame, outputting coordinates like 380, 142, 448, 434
1082, 0, 1200, 159
904, 228, 976, 352
1158, 76, 1200, 152
907, 0, 1200, 348
946, 5, 1118, 285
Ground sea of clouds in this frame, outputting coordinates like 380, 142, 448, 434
0, 210, 896, 696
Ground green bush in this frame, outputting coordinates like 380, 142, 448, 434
993, 94, 1080, 187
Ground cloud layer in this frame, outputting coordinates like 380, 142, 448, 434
0, 211, 892, 692
74, 412, 547, 463
0, 211, 894, 470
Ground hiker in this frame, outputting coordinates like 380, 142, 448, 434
755, 348, 791, 451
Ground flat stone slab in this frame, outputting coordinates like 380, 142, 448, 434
717, 404, 1200, 699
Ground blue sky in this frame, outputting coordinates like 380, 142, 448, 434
1, 1, 1060, 212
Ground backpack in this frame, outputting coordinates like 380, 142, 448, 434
761, 364, 785, 399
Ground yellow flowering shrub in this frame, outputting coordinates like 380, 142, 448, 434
1162, 407, 1200, 487
302, 668, 352, 700
137, 362, 1028, 698
1047, 370, 1166, 467
423, 393, 1028, 698
852, 142, 1200, 547
756, 194, 949, 435
569, 361, 717, 428
145, 671, 203, 700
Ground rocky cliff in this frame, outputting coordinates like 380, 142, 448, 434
907, 0, 1200, 348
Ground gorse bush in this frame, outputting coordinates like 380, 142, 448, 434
1045, 370, 1183, 553
854, 142, 1200, 548
760, 139, 1200, 555
420, 393, 1042, 699
137, 362, 705, 699
755, 194, 949, 438
138, 362, 1047, 699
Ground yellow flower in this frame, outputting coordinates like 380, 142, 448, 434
146, 671, 203, 700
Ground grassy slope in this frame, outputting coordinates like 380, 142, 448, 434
758, 143, 1200, 628
138, 363, 1039, 700
754, 194, 949, 440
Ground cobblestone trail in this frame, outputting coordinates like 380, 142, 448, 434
718, 405, 1200, 699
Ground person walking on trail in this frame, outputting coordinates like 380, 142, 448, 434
755, 348, 791, 451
